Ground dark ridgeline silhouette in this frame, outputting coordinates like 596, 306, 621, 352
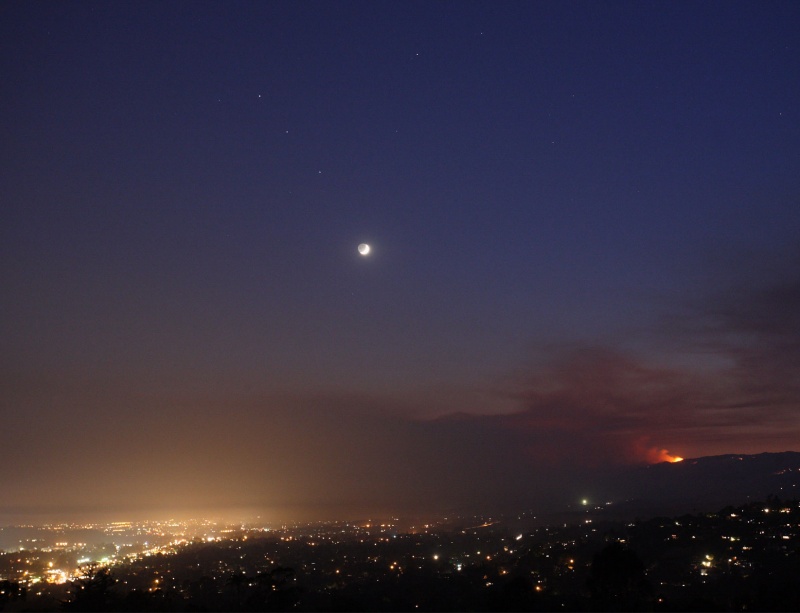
616, 452, 800, 515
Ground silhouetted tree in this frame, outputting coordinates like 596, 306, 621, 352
245, 566, 301, 611
589, 541, 653, 611
227, 570, 248, 607
61, 564, 119, 612
0, 580, 26, 611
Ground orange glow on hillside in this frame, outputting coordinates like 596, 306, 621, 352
645, 447, 684, 464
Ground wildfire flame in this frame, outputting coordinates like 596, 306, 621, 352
646, 447, 684, 464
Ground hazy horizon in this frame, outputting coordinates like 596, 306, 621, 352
4, 450, 800, 528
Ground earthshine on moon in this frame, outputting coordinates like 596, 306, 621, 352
358, 243, 371, 255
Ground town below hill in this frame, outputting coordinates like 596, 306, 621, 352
1, 494, 799, 611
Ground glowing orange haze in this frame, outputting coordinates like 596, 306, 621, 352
646, 448, 684, 464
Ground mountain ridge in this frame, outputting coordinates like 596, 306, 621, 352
598, 450, 800, 519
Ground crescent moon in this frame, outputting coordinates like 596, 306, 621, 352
358, 243, 371, 255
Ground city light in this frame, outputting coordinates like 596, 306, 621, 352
0, 496, 798, 611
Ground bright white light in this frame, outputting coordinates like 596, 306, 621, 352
358, 243, 371, 255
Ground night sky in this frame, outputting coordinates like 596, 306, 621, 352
2, 1, 800, 522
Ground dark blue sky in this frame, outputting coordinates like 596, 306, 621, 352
2, 1, 799, 521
